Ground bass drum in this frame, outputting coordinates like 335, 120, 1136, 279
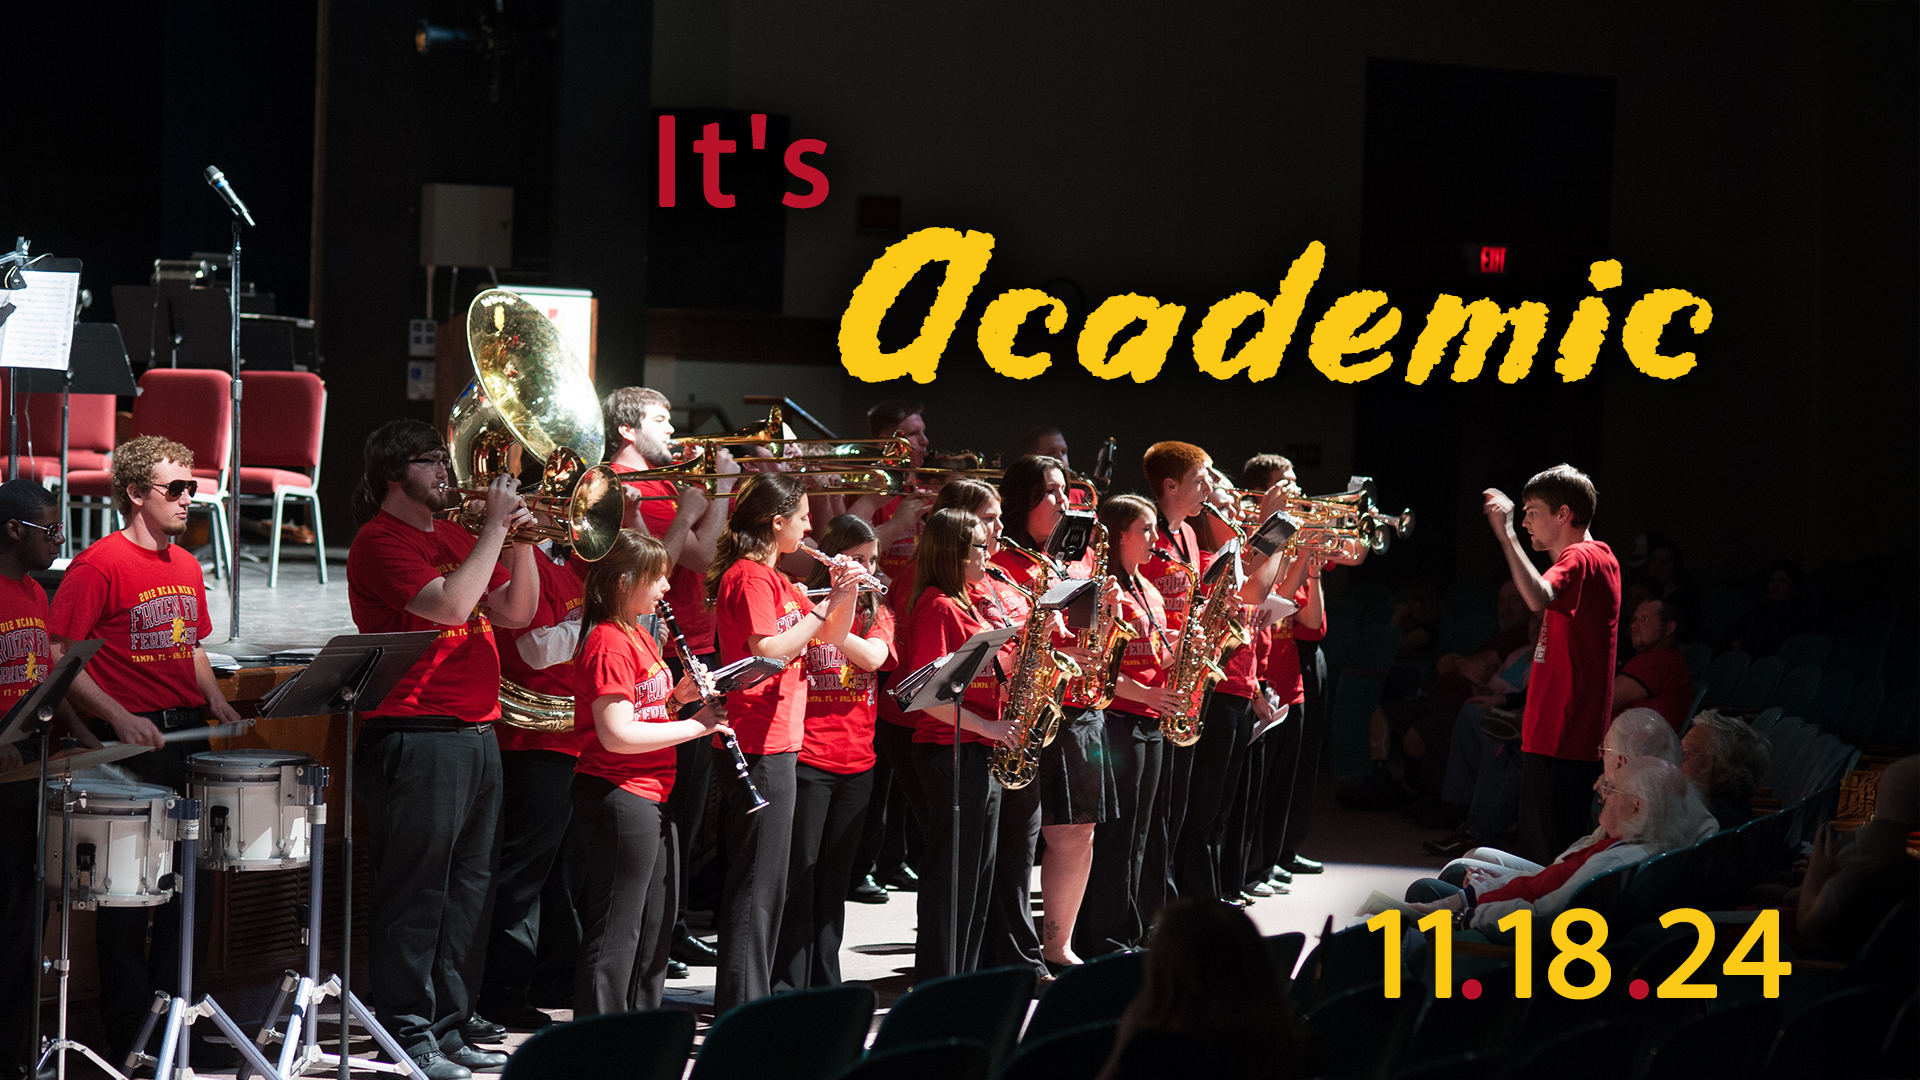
43, 779, 177, 908
187, 749, 322, 871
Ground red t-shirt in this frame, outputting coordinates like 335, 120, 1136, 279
1616, 647, 1694, 732
49, 533, 211, 714
621, 474, 717, 655
715, 558, 807, 755
346, 514, 512, 723
495, 550, 590, 755
1108, 574, 1174, 720
0, 573, 53, 714
989, 546, 1094, 648
1260, 585, 1325, 706
902, 586, 1005, 746
873, 496, 924, 623
1142, 517, 1211, 632
573, 621, 678, 802
1522, 539, 1622, 760
798, 604, 898, 774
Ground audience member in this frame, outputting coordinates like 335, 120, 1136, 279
1795, 755, 1920, 957
1423, 608, 1543, 857
1728, 559, 1817, 657
1621, 532, 1700, 648
1613, 598, 1694, 730
1095, 898, 1311, 1080
1679, 710, 1768, 829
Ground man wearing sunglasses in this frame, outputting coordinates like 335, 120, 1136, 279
47, 435, 247, 1065
346, 420, 540, 1080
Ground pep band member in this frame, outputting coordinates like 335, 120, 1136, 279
47, 437, 244, 1065
345, 420, 539, 1080
902, 508, 1020, 980
773, 515, 896, 989
570, 529, 720, 1014
1077, 494, 1188, 957
996, 455, 1113, 971
707, 473, 863, 1011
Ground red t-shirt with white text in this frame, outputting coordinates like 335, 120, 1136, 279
1261, 585, 1325, 706
573, 621, 678, 801
1108, 575, 1174, 720
0, 573, 53, 714
902, 586, 1005, 746
798, 604, 898, 774
495, 550, 590, 755
49, 533, 211, 714
621, 473, 717, 655
346, 514, 512, 722
715, 558, 807, 755
1522, 539, 1621, 760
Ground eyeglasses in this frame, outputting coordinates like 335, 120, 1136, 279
149, 480, 198, 501
408, 455, 452, 469
970, 543, 990, 552
1597, 778, 1617, 800
1598, 746, 1621, 761
12, 519, 63, 544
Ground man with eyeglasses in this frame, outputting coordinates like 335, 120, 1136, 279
346, 420, 540, 1080
46, 435, 246, 1064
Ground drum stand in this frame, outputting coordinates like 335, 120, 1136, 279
120, 797, 287, 1080
237, 768, 424, 1080
36, 770, 129, 1080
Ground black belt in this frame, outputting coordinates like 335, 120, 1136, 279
138, 708, 208, 732
361, 716, 493, 734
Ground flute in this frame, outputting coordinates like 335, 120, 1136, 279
656, 600, 769, 814
800, 545, 889, 594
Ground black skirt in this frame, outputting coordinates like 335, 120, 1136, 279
1037, 706, 1117, 826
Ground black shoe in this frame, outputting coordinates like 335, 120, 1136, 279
460, 1015, 507, 1043
1267, 865, 1293, 886
1244, 880, 1275, 897
410, 1051, 473, 1080
671, 927, 720, 965
443, 1044, 508, 1074
877, 864, 920, 892
667, 958, 690, 979
1287, 854, 1324, 874
1423, 836, 1478, 859
477, 1001, 552, 1031
1043, 957, 1077, 977
849, 874, 891, 904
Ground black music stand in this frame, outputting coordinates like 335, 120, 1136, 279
20, 323, 138, 559
12, 640, 103, 1074
253, 632, 440, 1080
897, 625, 1019, 974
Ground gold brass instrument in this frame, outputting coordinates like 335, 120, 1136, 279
446, 289, 625, 562
1160, 541, 1251, 747
498, 678, 576, 732
985, 556, 1081, 790
1062, 521, 1135, 711
621, 406, 919, 497
1283, 479, 1414, 565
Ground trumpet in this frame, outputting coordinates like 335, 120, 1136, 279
800, 545, 890, 595
1283, 480, 1414, 565
622, 407, 920, 498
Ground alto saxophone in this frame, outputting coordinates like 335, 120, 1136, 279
986, 558, 1081, 790
1063, 521, 1135, 711
1159, 540, 1250, 747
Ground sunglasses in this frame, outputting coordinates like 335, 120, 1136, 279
12, 519, 63, 544
149, 480, 199, 500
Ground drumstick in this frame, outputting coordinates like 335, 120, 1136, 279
99, 718, 258, 749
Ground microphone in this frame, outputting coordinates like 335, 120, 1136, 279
203, 166, 256, 226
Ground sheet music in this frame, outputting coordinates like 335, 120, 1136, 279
0, 271, 80, 371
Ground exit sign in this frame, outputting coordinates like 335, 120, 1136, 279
1477, 246, 1508, 274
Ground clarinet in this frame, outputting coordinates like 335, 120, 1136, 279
657, 600, 769, 814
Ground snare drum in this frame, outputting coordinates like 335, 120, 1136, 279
43, 779, 178, 908
187, 749, 322, 871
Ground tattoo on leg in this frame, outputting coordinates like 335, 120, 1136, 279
1044, 918, 1061, 944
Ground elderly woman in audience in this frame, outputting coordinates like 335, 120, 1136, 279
1796, 755, 1920, 957
1430, 709, 1687, 892
1405, 757, 1715, 930
1679, 709, 1768, 829
1095, 898, 1311, 1080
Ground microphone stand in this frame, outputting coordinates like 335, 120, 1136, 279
212, 178, 267, 660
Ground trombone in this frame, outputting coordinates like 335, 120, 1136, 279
621, 406, 923, 498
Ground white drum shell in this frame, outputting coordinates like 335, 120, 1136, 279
43, 780, 176, 908
188, 750, 319, 871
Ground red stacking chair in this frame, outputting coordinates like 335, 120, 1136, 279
237, 372, 327, 587
66, 369, 233, 578
0, 371, 117, 484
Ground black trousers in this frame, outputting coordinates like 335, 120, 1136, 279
0, 777, 37, 1075
1280, 642, 1329, 861
529, 811, 587, 1006
865, 721, 929, 875
1223, 723, 1267, 894
983, 780, 1044, 977
1140, 716, 1191, 923
1254, 700, 1305, 878
712, 747, 797, 1013
479, 748, 576, 1012
1174, 692, 1255, 900
94, 740, 215, 1060
1075, 713, 1162, 958
1518, 753, 1603, 865
774, 764, 873, 990
911, 741, 1002, 981
571, 774, 677, 1015
355, 725, 502, 1058
665, 652, 716, 928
